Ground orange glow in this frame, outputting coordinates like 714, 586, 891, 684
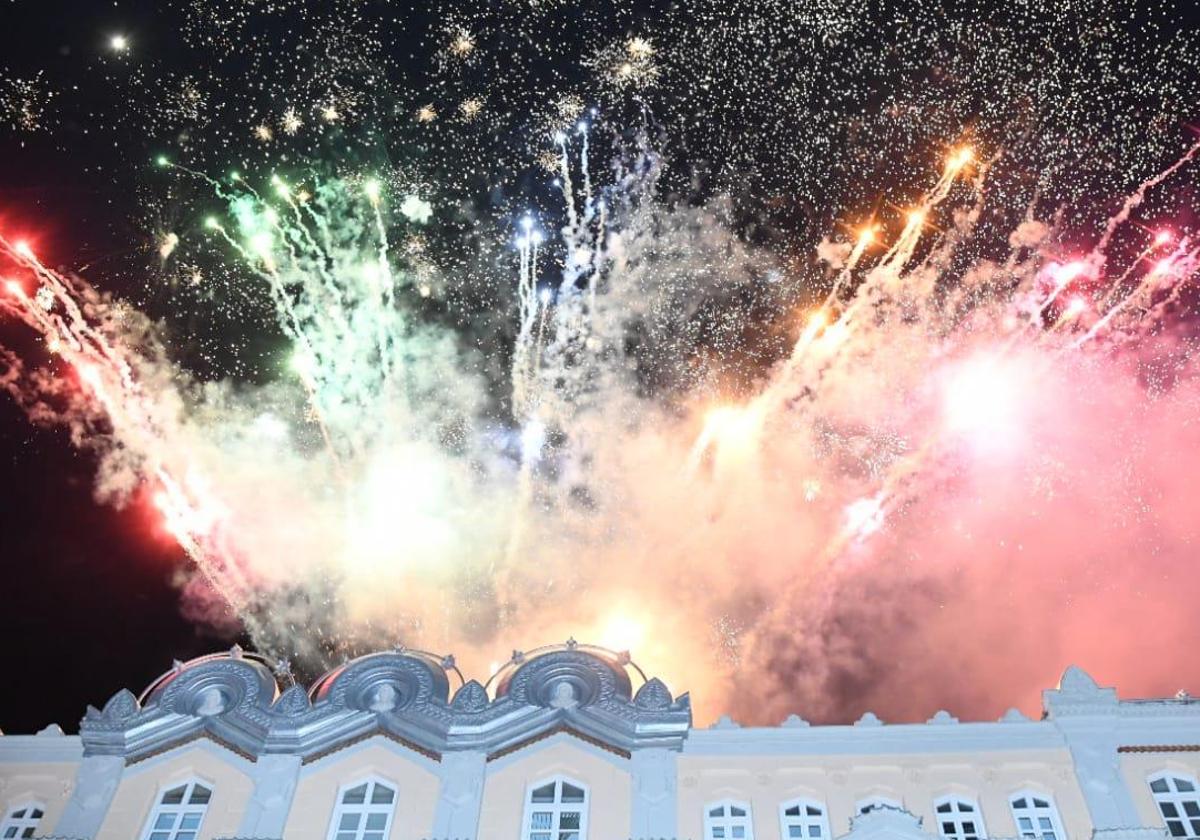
947, 146, 975, 171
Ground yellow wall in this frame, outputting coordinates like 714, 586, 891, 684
479, 737, 631, 840
284, 740, 441, 840
0, 761, 78, 834
1120, 752, 1200, 828
677, 749, 1093, 840
97, 746, 254, 840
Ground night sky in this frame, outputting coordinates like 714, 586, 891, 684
2, 0, 1200, 733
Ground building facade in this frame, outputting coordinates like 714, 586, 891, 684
1, 641, 1198, 840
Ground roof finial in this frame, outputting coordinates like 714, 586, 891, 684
565, 636, 578, 650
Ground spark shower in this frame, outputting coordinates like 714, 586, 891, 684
2, 0, 1200, 725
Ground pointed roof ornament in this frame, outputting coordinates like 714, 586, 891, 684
511, 649, 526, 664
781, 714, 810, 728
229, 643, 244, 660
393, 642, 407, 654
855, 711, 884, 726
999, 707, 1031, 722
172, 659, 184, 672
710, 714, 740, 729
1043, 664, 1118, 716
440, 654, 457, 671
565, 637, 578, 650
927, 710, 959, 725
1177, 689, 1193, 702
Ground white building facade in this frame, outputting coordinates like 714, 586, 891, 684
0, 641, 1198, 840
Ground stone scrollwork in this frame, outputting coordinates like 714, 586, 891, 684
315, 652, 450, 713
151, 658, 279, 718
504, 650, 631, 709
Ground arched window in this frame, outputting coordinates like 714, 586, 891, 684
935, 796, 987, 840
857, 796, 903, 814
523, 776, 588, 840
1009, 791, 1066, 840
327, 778, 396, 840
705, 799, 754, 839
141, 780, 211, 840
1149, 773, 1200, 838
780, 798, 830, 839
1, 804, 44, 840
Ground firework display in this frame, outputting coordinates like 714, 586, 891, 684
1, 0, 1199, 725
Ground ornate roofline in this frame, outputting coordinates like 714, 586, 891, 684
77, 643, 691, 763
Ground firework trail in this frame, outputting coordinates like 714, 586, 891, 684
2, 123, 1199, 720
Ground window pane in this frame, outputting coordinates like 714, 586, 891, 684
808, 806, 822, 816
176, 833, 196, 840
343, 784, 368, 805
789, 828, 803, 838
339, 812, 361, 830
785, 806, 800, 817
1178, 778, 1197, 792
1019, 817, 1034, 830
336, 833, 356, 840
3, 828, 15, 840
20, 832, 33, 840
561, 783, 585, 804
179, 813, 202, 829
710, 807, 725, 817
531, 812, 553, 829
731, 806, 746, 817
532, 783, 557, 803
530, 833, 552, 840
712, 829, 726, 839
964, 821, 977, 833
1185, 803, 1200, 818
810, 826, 822, 837
733, 828, 746, 839
154, 813, 176, 830
1168, 822, 1187, 838
371, 784, 395, 804
560, 812, 581, 829
364, 833, 385, 840
943, 822, 956, 834
559, 833, 580, 840
364, 812, 387, 829
1192, 820, 1200, 837
1033, 798, 1049, 808
1164, 804, 1182, 818
188, 785, 211, 805
938, 804, 952, 814
149, 833, 169, 840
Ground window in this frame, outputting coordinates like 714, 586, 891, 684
523, 776, 588, 840
705, 800, 754, 840
1149, 774, 1200, 838
780, 799, 830, 840
935, 797, 987, 840
1, 804, 44, 840
1009, 791, 1066, 840
857, 796, 903, 814
327, 779, 396, 840
141, 781, 211, 840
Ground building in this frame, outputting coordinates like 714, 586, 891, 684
1, 640, 1198, 840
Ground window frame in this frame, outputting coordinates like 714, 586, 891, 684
779, 797, 830, 840
325, 776, 398, 840
0, 802, 46, 840
1008, 789, 1067, 840
520, 775, 590, 840
1148, 772, 1200, 838
138, 778, 213, 840
704, 798, 755, 840
933, 795, 988, 840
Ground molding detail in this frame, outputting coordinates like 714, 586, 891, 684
76, 645, 690, 764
